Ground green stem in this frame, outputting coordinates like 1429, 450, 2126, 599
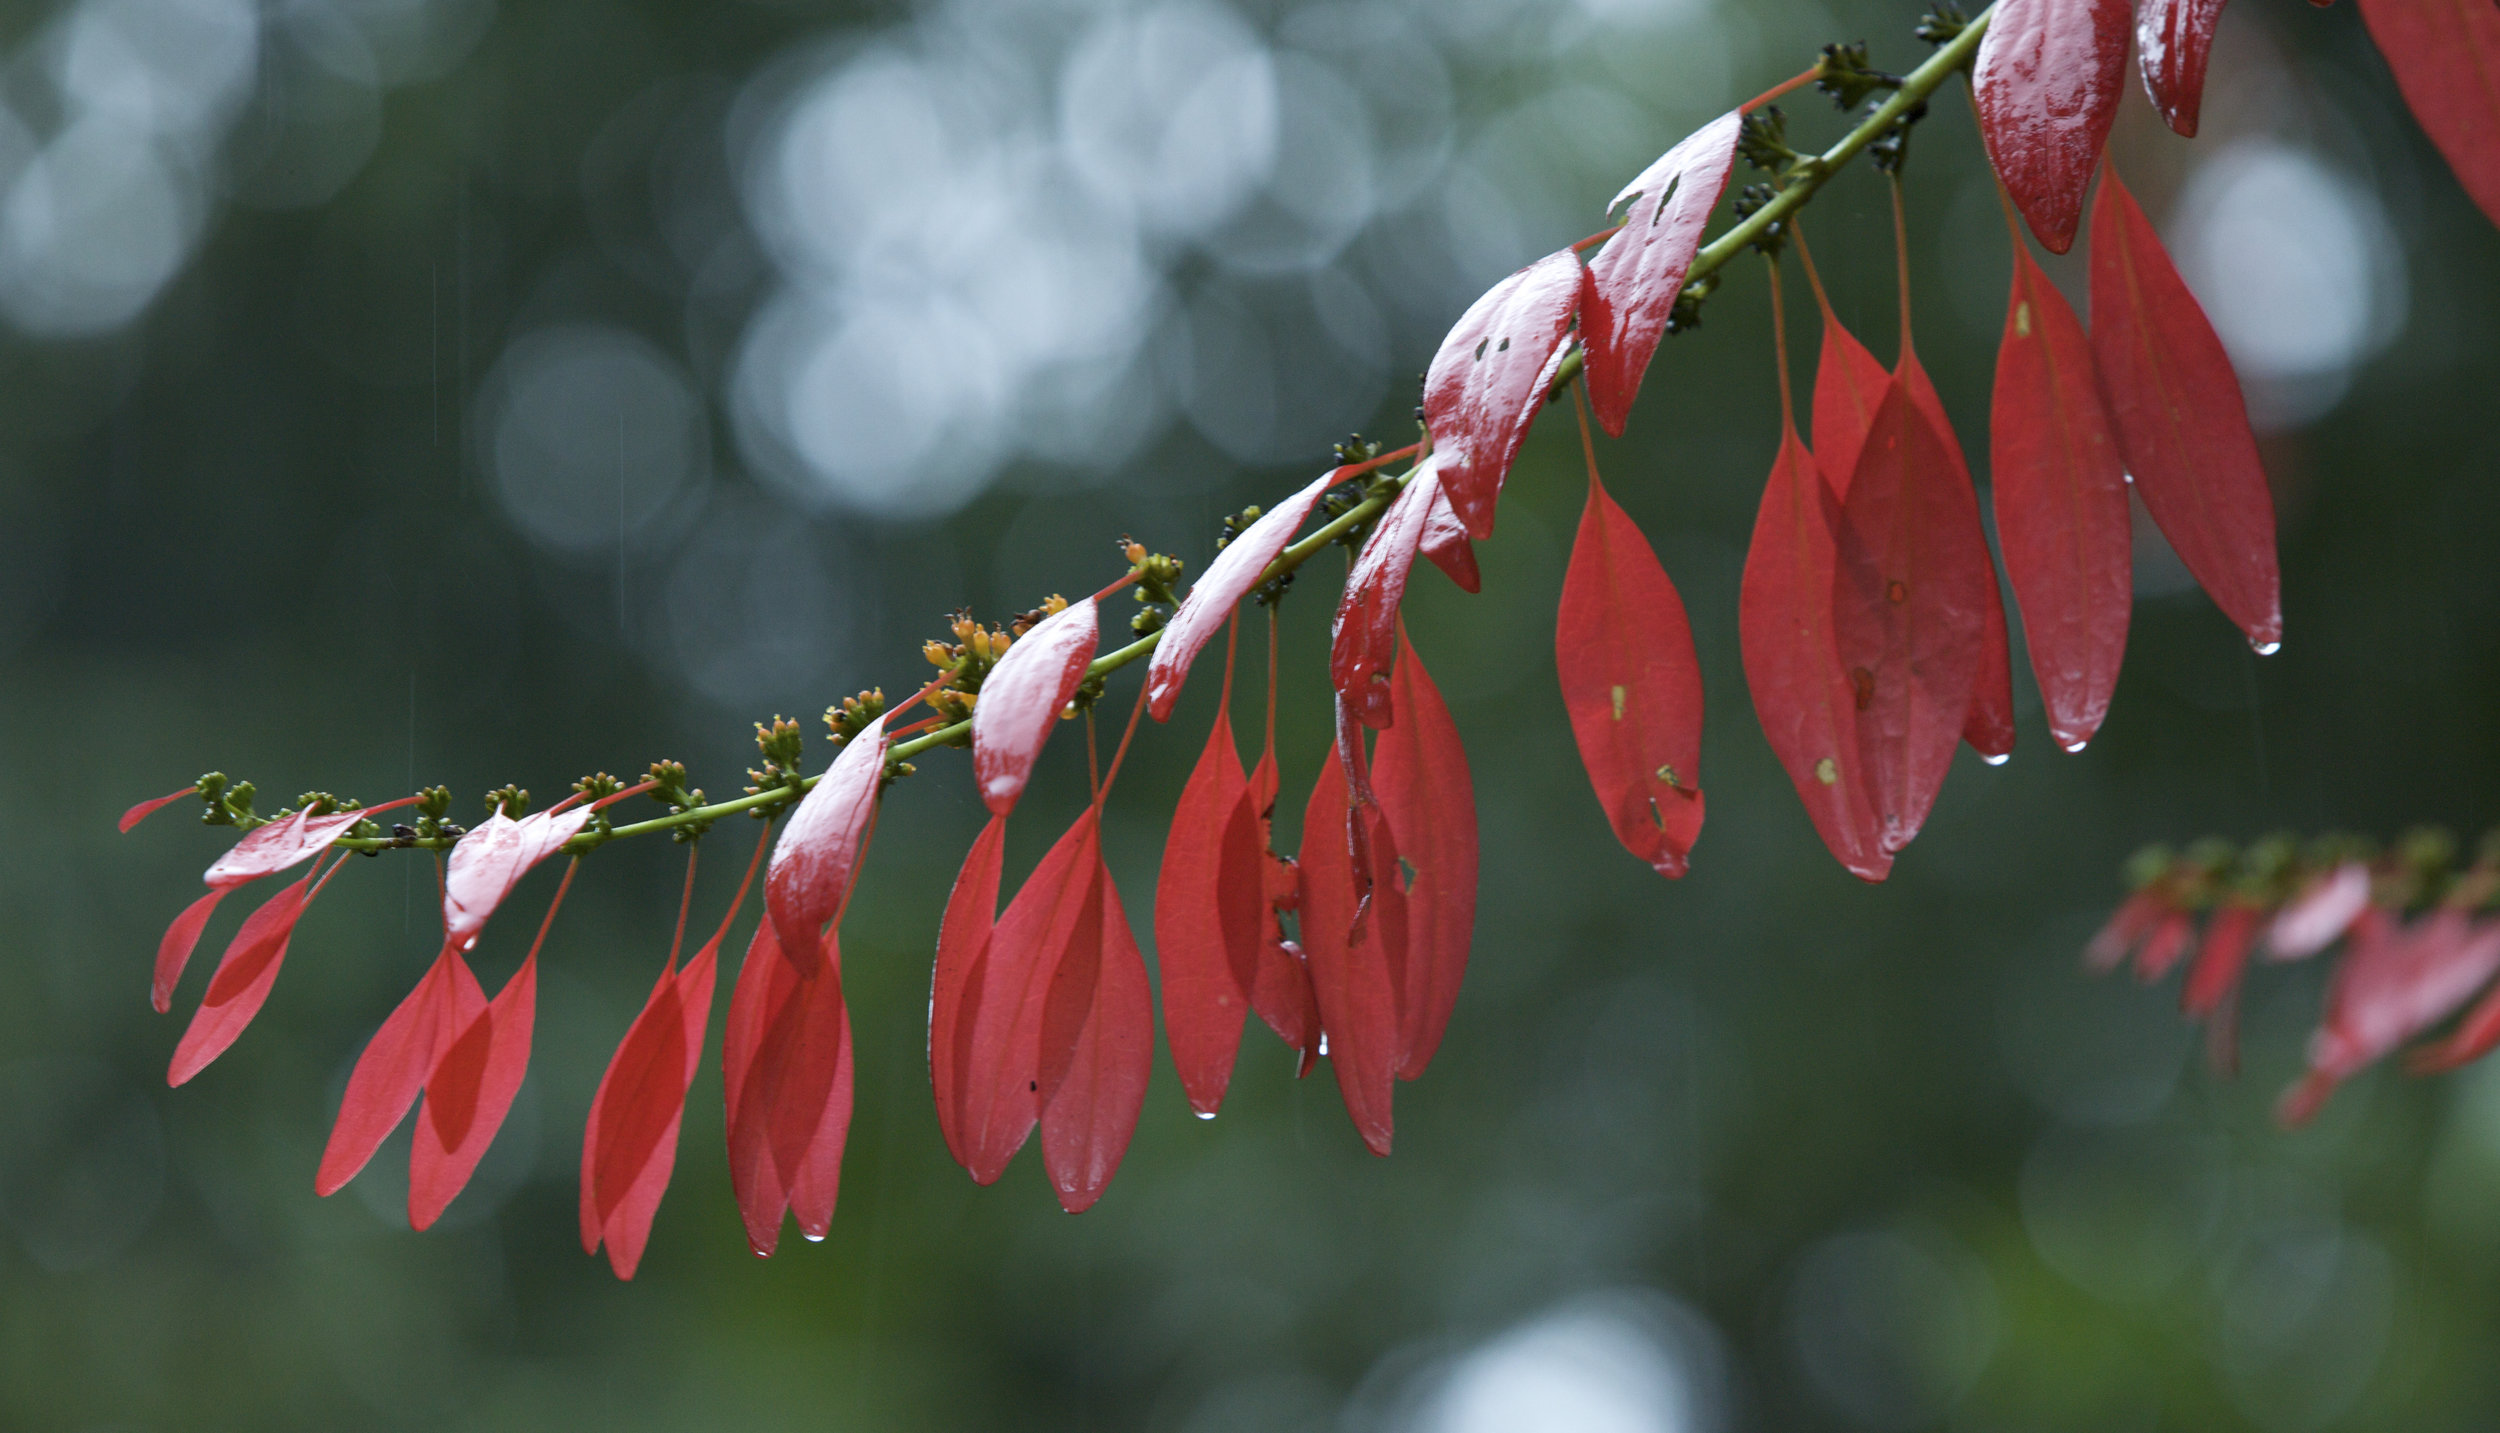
332, 9, 1995, 859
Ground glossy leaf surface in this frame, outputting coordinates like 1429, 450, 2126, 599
955, 811, 1102, 1185
1990, 241, 2131, 751
1974, 0, 2132, 252
764, 710, 891, 969
1556, 463, 1705, 876
2136, 0, 2229, 135
930, 814, 1008, 1164
1147, 471, 1335, 719
724, 924, 854, 1253
2358, 0, 2500, 230
2089, 170, 2282, 650
1296, 751, 1403, 1155
1039, 859, 1152, 1213
1154, 696, 1262, 1116
440, 807, 594, 952
1417, 477, 1481, 593
167, 871, 319, 1086
1372, 631, 1477, 1079
1423, 249, 1582, 540
1330, 464, 1438, 730
1809, 296, 1891, 494
972, 599, 1099, 816
1898, 349, 2015, 763
1580, 111, 1742, 437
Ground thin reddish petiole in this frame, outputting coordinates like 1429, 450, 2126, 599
889, 715, 945, 740
1742, 64, 1819, 115
520, 859, 582, 966
665, 844, 699, 973
707, 826, 771, 948
1334, 440, 1421, 481
1095, 680, 1153, 806
590, 779, 662, 813
1571, 223, 1626, 253
1766, 250, 1797, 431
1569, 383, 1605, 489
1889, 174, 1914, 357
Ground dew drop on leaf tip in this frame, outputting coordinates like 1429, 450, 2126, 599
2060, 738, 2089, 754
803, 1231, 826, 1243
2253, 640, 2281, 656
1982, 752, 2011, 767
1193, 1109, 1216, 1121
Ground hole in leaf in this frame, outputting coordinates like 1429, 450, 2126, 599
1648, 174, 1682, 228
1496, 337, 1510, 353
1473, 338, 1489, 362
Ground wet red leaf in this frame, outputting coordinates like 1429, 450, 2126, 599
1153, 641, 1264, 1116
973, 600, 1100, 816
1372, 629, 1477, 1080
1556, 457, 1705, 876
1991, 241, 2131, 752
155, 804, 384, 1012
1423, 249, 1583, 540
167, 868, 322, 1086
1807, 292, 1891, 495
930, 814, 1008, 1165
1147, 471, 1336, 720
2136, 0, 2229, 136
1897, 349, 2015, 765
765, 710, 892, 971
1039, 855, 1152, 1212
1740, 425, 1890, 881
1832, 382, 1996, 853
2089, 168, 2282, 651
440, 806, 595, 952
1974, 0, 2132, 253
1417, 478, 1482, 593
1331, 462, 1440, 730
2358, 0, 2500, 230
584, 940, 716, 1278
1296, 750, 1403, 1155
1580, 111, 1743, 437
1245, 745, 1321, 1068
954, 810, 1102, 1185
409, 951, 537, 1231
315, 949, 483, 1197
725, 924, 855, 1253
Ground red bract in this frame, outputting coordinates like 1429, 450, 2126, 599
1036, 837, 1151, 1212
2085, 886, 2169, 972
2358, 0, 2500, 230
1331, 461, 1440, 730
2135, 909, 2197, 981
724, 919, 855, 1252
441, 806, 595, 951
1555, 420, 1705, 878
2278, 910, 2500, 1123
1832, 381, 1996, 854
1373, 629, 1477, 1079
2136, 0, 2229, 136
2182, 902, 2263, 1018
1580, 110, 1743, 438
1424, 248, 1583, 540
1245, 737, 1322, 1068
952, 809, 1101, 1185
1146, 471, 1335, 720
1297, 747, 1404, 1155
1990, 239, 2131, 752
1974, 0, 2132, 253
316, 948, 482, 1197
1417, 479, 1482, 594
972, 600, 1099, 815
2268, 862, 2373, 960
1741, 423, 1889, 882
1153, 629, 1265, 1116
119, 785, 195, 833
2089, 168, 2282, 652
1805, 281, 1891, 490
930, 814, 1008, 1163
765, 711, 892, 970
1896, 347, 2015, 766
154, 803, 395, 1013
410, 944, 536, 1231
166, 864, 327, 1086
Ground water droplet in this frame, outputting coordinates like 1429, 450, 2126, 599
1982, 752, 2010, 767
2252, 639, 2281, 656
1317, 1034, 1330, 1057
2060, 738, 2090, 754
1193, 1109, 1216, 1122
802, 1231, 826, 1243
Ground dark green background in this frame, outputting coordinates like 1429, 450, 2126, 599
5, 0, 2497, 1428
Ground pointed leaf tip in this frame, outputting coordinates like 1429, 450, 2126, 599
410, 954, 538, 1230
120, 786, 196, 834
2136, 0, 2228, 136
1155, 704, 1260, 1117
168, 872, 320, 1086
1424, 249, 1582, 540
1973, 0, 2132, 253
2357, 0, 2500, 232
765, 711, 892, 968
972, 599, 1099, 816
931, 814, 1007, 1162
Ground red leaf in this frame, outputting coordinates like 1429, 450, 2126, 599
1556, 460, 1705, 877
440, 806, 594, 953
155, 804, 382, 1012
2136, 0, 2229, 136
1990, 242, 2132, 752
2358, 0, 2500, 230
119, 786, 193, 833
1893, 352, 2016, 765
1740, 425, 1891, 881
1580, 111, 1743, 437
1245, 745, 1321, 1067
1373, 630, 1477, 1079
2281, 910, 2500, 1120
1808, 296, 1892, 496
1832, 381, 1996, 853
1147, 471, 1335, 720
587, 942, 717, 1279
2268, 863, 2373, 960
1154, 656, 1263, 1116
722, 921, 787, 1247
1331, 461, 1440, 730
726, 928, 853, 1253
1039, 855, 1153, 1212
973, 599, 1100, 816
955, 810, 1102, 1185
2135, 910, 2197, 981
1417, 478, 1481, 593
1296, 750, 1403, 1155
2089, 168, 2282, 651
315, 949, 479, 1196
167, 870, 319, 1086
2182, 902, 2262, 1017
1974, 0, 2132, 253
931, 814, 1008, 1165
1423, 249, 1582, 540
409, 952, 537, 1230
152, 888, 229, 1016
783, 987, 855, 1243
764, 710, 892, 970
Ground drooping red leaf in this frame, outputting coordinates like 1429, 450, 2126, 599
1894, 349, 2015, 765
2089, 168, 2282, 651
1974, 0, 2133, 253
1740, 425, 1891, 881
1832, 381, 1996, 854
1373, 629, 1477, 1079
2357, 0, 2500, 230
1147, 471, 1336, 720
167, 869, 320, 1086
764, 710, 892, 971
784, 963, 856, 1243
2268, 863, 2374, 961
1423, 248, 1583, 540
2182, 902, 2262, 1017
1245, 745, 1321, 1068
973, 600, 1100, 816
583, 961, 679, 1254
1556, 460, 1706, 876
120, 786, 194, 833
1039, 856, 1153, 1212
1808, 294, 1891, 496
1154, 647, 1263, 1116
152, 889, 229, 1016
584, 941, 717, 1279
931, 814, 1008, 1165
1580, 111, 1743, 437
440, 806, 595, 953
1296, 750, 1404, 1155
156, 804, 385, 1012
2136, 0, 2230, 136
955, 810, 1102, 1185
1417, 478, 1482, 593
1331, 461, 1440, 730
1991, 240, 2132, 752
726, 927, 853, 1254
722, 921, 786, 1245
2279, 910, 2500, 1120
315, 949, 480, 1196
409, 952, 537, 1230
